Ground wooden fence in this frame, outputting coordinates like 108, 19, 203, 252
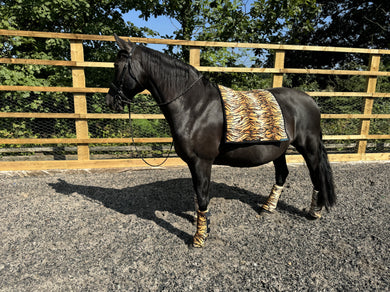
0, 30, 389, 171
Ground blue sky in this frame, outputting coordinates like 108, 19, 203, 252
123, 1, 256, 39
122, 9, 181, 52
123, 10, 179, 38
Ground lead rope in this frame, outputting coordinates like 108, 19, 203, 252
124, 75, 203, 167
128, 106, 174, 167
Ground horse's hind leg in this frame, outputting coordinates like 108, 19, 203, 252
294, 134, 336, 219
261, 154, 289, 213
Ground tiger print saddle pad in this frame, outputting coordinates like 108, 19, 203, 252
218, 85, 288, 143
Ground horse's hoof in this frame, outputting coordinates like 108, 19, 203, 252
304, 208, 322, 220
256, 207, 275, 218
192, 243, 204, 248
189, 240, 207, 249
306, 214, 320, 220
192, 240, 206, 248
193, 233, 208, 248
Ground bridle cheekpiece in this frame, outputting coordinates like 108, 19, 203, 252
110, 45, 140, 106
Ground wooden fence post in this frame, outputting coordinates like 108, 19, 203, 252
357, 54, 381, 156
70, 40, 90, 161
272, 50, 285, 88
189, 47, 201, 67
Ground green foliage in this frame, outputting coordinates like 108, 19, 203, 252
0, 0, 149, 140
248, 0, 319, 43
285, 0, 390, 69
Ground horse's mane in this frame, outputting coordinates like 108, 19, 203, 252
138, 46, 202, 90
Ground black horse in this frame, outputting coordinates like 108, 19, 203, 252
106, 35, 336, 247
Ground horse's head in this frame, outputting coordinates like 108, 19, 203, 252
106, 34, 144, 111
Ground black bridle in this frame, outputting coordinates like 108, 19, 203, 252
109, 45, 140, 106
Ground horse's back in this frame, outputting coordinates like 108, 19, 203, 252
269, 87, 320, 116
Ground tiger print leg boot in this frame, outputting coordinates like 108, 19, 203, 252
193, 210, 210, 248
261, 184, 284, 213
308, 189, 322, 219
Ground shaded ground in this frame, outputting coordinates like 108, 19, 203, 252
0, 162, 389, 291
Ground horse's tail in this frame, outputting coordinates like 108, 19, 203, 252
317, 139, 336, 210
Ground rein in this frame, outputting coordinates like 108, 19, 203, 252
128, 107, 174, 167
110, 45, 203, 167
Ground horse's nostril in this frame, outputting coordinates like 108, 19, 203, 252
106, 94, 113, 107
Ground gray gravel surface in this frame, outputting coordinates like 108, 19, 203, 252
0, 162, 389, 291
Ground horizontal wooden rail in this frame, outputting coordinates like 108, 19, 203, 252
0, 85, 150, 95
0, 145, 175, 153
323, 134, 390, 140
0, 135, 388, 146
0, 85, 107, 93
1, 153, 389, 172
2, 29, 390, 55
0, 158, 187, 171
321, 114, 390, 119
0, 137, 172, 145
0, 58, 113, 68
0, 112, 389, 120
196, 66, 390, 76
280, 68, 390, 76
305, 92, 390, 97
0, 112, 165, 119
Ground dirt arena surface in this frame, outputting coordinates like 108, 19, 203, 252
0, 162, 389, 291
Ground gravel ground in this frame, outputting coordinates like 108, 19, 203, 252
0, 162, 389, 291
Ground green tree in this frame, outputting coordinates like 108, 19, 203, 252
0, 0, 152, 139
285, 0, 390, 73
248, 0, 319, 44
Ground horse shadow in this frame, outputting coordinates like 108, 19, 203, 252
48, 178, 305, 244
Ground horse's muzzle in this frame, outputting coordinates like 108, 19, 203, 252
106, 92, 124, 112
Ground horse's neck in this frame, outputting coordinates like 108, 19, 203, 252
141, 54, 199, 106
141, 60, 206, 132
147, 75, 195, 105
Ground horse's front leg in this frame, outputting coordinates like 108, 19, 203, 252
188, 158, 212, 248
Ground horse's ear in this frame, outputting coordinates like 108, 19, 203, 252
113, 33, 134, 51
